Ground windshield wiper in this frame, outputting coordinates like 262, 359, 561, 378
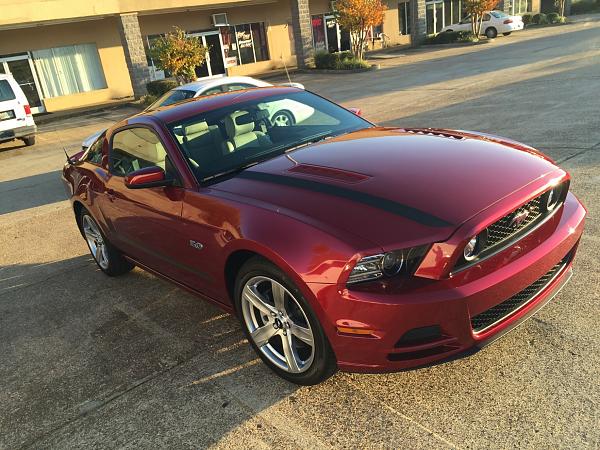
201, 161, 260, 183
282, 131, 336, 153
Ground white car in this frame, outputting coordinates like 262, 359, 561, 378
441, 10, 524, 39
0, 73, 36, 146
81, 76, 308, 149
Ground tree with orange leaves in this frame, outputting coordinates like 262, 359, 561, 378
464, 0, 500, 37
335, 0, 386, 59
150, 27, 208, 84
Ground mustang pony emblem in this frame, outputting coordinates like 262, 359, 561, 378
510, 209, 530, 228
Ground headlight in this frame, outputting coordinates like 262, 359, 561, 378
543, 184, 562, 212
347, 245, 429, 285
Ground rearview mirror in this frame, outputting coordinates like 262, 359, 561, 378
125, 166, 173, 189
348, 107, 362, 116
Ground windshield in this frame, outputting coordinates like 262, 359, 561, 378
490, 11, 508, 18
149, 89, 196, 109
167, 90, 372, 183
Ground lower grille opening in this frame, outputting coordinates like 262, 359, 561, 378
471, 251, 573, 333
395, 325, 442, 348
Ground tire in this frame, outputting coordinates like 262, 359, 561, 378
485, 27, 498, 39
271, 110, 295, 127
503, 32, 512, 36
78, 209, 135, 276
22, 136, 35, 146
234, 257, 337, 385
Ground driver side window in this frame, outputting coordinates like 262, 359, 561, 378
110, 127, 174, 178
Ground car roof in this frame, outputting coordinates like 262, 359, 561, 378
0, 73, 14, 81
173, 76, 271, 92
138, 86, 300, 124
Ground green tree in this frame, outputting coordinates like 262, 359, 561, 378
150, 27, 208, 84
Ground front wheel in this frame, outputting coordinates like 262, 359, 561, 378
234, 257, 337, 385
485, 27, 498, 39
503, 32, 512, 36
79, 209, 134, 276
271, 110, 295, 127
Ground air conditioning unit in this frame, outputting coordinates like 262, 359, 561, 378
212, 13, 229, 27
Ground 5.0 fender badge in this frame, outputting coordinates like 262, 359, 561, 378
189, 240, 204, 250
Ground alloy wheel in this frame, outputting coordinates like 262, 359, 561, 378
82, 215, 109, 270
241, 276, 315, 373
272, 112, 292, 127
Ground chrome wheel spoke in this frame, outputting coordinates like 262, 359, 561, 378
290, 323, 313, 346
271, 280, 286, 312
251, 323, 277, 347
281, 333, 301, 373
243, 285, 276, 316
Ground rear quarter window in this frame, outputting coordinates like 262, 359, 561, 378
0, 80, 16, 102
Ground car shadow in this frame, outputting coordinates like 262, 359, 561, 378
0, 255, 301, 448
0, 170, 66, 215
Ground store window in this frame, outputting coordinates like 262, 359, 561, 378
312, 16, 327, 52
31, 44, 107, 98
398, 1, 412, 35
512, 0, 532, 14
220, 22, 269, 66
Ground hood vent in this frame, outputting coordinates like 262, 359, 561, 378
288, 164, 370, 183
401, 128, 466, 140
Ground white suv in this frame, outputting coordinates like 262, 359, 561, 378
0, 74, 37, 146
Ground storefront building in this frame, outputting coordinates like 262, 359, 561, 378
0, 0, 539, 114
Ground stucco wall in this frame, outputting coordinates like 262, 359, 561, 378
0, 17, 133, 112
138, 0, 298, 76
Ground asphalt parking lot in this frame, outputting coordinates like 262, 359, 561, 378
1, 17, 599, 449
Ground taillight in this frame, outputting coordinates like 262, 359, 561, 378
23, 104, 32, 115
503, 19, 513, 24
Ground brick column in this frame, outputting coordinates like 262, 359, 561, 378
117, 13, 150, 98
290, 0, 313, 68
411, 0, 427, 46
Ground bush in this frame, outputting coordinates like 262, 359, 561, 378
425, 31, 476, 44
314, 51, 369, 70
547, 12, 560, 23
146, 79, 178, 97
140, 94, 158, 107
532, 13, 548, 24
522, 14, 532, 25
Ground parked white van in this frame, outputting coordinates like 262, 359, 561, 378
0, 74, 37, 146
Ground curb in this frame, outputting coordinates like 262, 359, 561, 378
300, 64, 379, 74
34, 99, 142, 125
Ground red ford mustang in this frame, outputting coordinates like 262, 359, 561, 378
62, 87, 586, 385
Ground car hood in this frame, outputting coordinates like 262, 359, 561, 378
212, 127, 559, 250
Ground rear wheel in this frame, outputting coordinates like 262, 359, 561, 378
485, 27, 498, 39
234, 257, 337, 385
503, 32, 512, 36
79, 209, 134, 276
22, 136, 35, 146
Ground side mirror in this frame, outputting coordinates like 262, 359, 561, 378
348, 107, 362, 116
125, 166, 173, 189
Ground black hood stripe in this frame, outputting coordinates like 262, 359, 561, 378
237, 171, 453, 228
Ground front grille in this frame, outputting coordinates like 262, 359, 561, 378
485, 196, 542, 248
471, 252, 571, 333
454, 182, 569, 272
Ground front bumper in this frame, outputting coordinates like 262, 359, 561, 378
0, 124, 36, 142
308, 192, 586, 372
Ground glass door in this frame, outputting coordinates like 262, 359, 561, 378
191, 31, 226, 79
426, 1, 445, 35
1, 54, 45, 113
325, 16, 340, 52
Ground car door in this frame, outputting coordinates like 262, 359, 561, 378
481, 13, 492, 33
100, 125, 189, 280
